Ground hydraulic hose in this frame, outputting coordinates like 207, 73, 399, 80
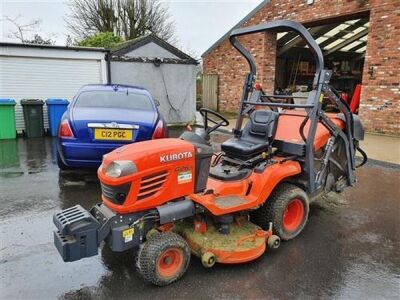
299, 115, 309, 143
356, 146, 368, 168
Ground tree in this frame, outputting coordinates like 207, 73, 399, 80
4, 15, 41, 42
4, 15, 55, 45
76, 32, 123, 48
65, 35, 73, 46
24, 34, 54, 45
65, 0, 176, 43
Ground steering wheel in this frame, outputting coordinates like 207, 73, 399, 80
199, 108, 229, 135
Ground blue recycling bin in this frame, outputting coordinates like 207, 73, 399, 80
46, 98, 69, 136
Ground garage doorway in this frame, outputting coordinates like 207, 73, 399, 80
275, 15, 370, 112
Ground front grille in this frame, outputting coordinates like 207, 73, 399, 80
101, 182, 131, 205
137, 171, 168, 200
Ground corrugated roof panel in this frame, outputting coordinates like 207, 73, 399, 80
342, 26, 366, 39
345, 19, 361, 25
283, 35, 299, 45
277, 32, 287, 40
323, 38, 345, 50
315, 36, 328, 44
355, 46, 367, 53
341, 41, 363, 51
324, 24, 350, 37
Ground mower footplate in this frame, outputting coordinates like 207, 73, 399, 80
174, 219, 269, 264
53, 205, 100, 262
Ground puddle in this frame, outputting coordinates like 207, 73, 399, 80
0, 137, 399, 299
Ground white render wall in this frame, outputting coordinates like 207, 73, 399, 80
124, 42, 179, 59
111, 41, 197, 124
111, 61, 196, 124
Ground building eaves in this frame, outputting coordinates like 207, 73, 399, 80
0, 42, 109, 52
111, 33, 198, 65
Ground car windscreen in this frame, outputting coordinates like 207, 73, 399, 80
75, 91, 154, 111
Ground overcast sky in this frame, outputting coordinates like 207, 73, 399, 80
0, 0, 262, 56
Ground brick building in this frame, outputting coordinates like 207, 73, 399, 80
202, 0, 399, 135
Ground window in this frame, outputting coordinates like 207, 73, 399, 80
75, 91, 154, 111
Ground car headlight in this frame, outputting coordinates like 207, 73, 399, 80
105, 160, 137, 178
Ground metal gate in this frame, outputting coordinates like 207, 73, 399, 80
202, 74, 218, 110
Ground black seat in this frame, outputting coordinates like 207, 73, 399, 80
221, 110, 279, 160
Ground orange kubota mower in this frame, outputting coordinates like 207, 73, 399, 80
53, 20, 367, 286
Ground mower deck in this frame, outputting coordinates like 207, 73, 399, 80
174, 219, 269, 264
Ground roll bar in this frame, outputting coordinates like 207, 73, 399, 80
229, 20, 324, 85
227, 20, 358, 195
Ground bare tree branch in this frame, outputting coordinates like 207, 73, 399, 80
4, 15, 41, 42
3, 15, 55, 45
65, 0, 176, 42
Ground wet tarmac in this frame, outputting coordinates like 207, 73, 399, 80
0, 135, 399, 299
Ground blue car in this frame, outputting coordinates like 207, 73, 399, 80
57, 84, 166, 169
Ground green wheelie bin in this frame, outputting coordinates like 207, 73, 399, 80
21, 99, 44, 138
0, 99, 17, 140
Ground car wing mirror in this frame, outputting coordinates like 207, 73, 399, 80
154, 99, 160, 107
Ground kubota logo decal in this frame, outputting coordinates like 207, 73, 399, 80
160, 151, 193, 163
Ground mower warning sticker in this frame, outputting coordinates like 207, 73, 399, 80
177, 171, 192, 184
122, 228, 134, 243
319, 93, 324, 103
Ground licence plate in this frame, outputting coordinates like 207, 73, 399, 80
94, 129, 132, 141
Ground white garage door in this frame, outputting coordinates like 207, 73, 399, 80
0, 56, 103, 132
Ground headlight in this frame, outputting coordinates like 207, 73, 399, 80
105, 160, 137, 178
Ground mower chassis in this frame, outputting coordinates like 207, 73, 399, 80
52, 20, 367, 287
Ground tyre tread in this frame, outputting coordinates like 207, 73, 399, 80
250, 183, 309, 240
137, 232, 190, 286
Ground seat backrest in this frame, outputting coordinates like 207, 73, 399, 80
247, 110, 279, 140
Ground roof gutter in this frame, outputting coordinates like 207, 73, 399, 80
0, 42, 107, 52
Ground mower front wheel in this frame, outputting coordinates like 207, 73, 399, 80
251, 183, 309, 241
137, 232, 191, 286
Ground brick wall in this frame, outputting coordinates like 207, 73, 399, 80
203, 0, 400, 135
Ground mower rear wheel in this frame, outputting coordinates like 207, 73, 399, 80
250, 183, 309, 241
137, 232, 190, 286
